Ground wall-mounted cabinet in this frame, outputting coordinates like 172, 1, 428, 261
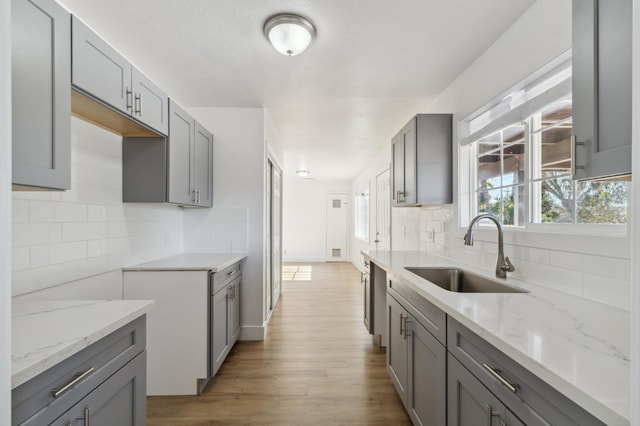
572, 0, 632, 180
123, 99, 213, 208
11, 0, 71, 191
71, 16, 168, 137
391, 114, 452, 206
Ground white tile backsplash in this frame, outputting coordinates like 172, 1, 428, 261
410, 205, 632, 310
11, 118, 184, 297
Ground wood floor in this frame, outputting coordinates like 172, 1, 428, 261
147, 262, 411, 425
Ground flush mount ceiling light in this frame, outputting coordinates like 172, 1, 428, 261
264, 14, 316, 56
296, 169, 310, 178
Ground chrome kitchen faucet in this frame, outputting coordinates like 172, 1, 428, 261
463, 214, 515, 279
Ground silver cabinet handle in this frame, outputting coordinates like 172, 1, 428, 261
134, 93, 141, 115
403, 316, 411, 338
486, 405, 501, 426
399, 313, 404, 336
52, 367, 95, 398
84, 407, 90, 426
227, 269, 238, 277
483, 363, 519, 393
571, 135, 585, 177
126, 87, 133, 111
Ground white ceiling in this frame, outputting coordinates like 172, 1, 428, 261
58, 0, 535, 181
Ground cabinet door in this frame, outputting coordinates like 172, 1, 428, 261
212, 288, 230, 375
363, 272, 371, 333
448, 354, 507, 426
386, 296, 408, 407
132, 68, 168, 135
72, 17, 131, 114
12, 0, 71, 190
402, 118, 417, 204
229, 280, 241, 345
407, 318, 446, 426
572, 0, 632, 180
194, 122, 214, 207
51, 352, 146, 426
167, 100, 195, 205
391, 132, 404, 206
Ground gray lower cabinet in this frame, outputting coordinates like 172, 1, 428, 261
391, 114, 452, 206
50, 352, 146, 426
72, 16, 168, 136
387, 294, 446, 426
122, 100, 213, 207
11, 0, 71, 190
572, 0, 632, 180
12, 316, 146, 426
447, 318, 605, 426
448, 354, 524, 426
211, 266, 242, 376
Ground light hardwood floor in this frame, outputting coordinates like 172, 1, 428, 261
147, 262, 411, 425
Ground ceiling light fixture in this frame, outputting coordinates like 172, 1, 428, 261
264, 14, 316, 56
296, 170, 310, 178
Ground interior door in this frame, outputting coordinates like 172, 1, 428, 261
375, 168, 391, 250
326, 193, 348, 261
271, 166, 282, 306
265, 161, 272, 314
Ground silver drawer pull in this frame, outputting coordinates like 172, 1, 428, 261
227, 269, 238, 276
485, 405, 501, 426
483, 363, 519, 393
52, 367, 95, 398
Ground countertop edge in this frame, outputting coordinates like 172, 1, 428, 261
122, 253, 247, 272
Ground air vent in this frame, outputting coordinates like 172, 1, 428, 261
332, 248, 341, 257
332, 199, 341, 208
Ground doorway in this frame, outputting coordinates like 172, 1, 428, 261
375, 169, 391, 251
266, 159, 282, 316
326, 192, 348, 261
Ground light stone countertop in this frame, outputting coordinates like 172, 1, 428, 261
123, 253, 246, 272
12, 299, 154, 389
362, 249, 629, 426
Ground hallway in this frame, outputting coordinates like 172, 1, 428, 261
147, 262, 410, 425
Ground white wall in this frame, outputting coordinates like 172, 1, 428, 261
349, 147, 390, 268
12, 118, 184, 299
352, 0, 632, 310
184, 107, 266, 339
282, 176, 350, 262
1, 0, 11, 422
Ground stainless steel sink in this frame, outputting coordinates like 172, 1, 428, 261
405, 267, 528, 293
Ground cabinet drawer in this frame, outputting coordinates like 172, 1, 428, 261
212, 262, 242, 294
13, 316, 146, 425
448, 318, 604, 426
387, 275, 446, 345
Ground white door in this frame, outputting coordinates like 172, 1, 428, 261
271, 166, 282, 306
376, 169, 391, 250
326, 192, 348, 261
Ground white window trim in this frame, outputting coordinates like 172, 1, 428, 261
355, 190, 369, 242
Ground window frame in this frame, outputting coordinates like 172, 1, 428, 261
354, 190, 370, 242
459, 52, 628, 237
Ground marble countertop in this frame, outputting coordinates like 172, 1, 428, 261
363, 250, 629, 426
123, 253, 246, 272
12, 299, 154, 389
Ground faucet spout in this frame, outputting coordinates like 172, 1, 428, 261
463, 214, 515, 279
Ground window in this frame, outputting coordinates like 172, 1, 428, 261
462, 53, 628, 229
355, 190, 369, 241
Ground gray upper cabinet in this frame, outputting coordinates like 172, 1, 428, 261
12, 0, 71, 191
572, 0, 632, 180
168, 100, 196, 205
391, 114, 452, 206
194, 122, 214, 208
72, 17, 168, 136
123, 99, 213, 208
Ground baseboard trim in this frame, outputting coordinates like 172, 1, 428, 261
240, 324, 266, 341
282, 257, 326, 263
